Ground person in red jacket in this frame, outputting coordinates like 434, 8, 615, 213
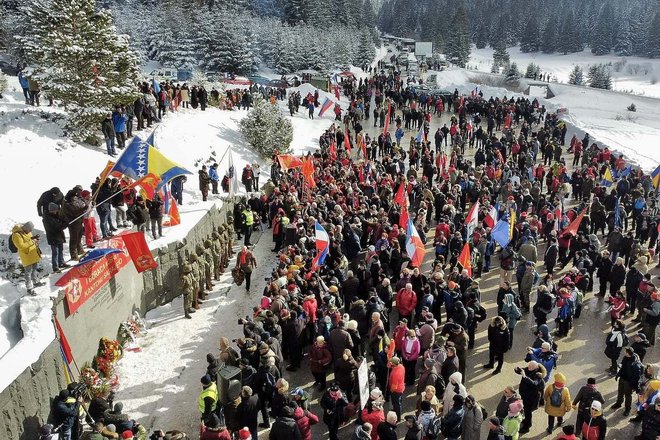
200, 414, 231, 440
580, 401, 607, 440
392, 320, 409, 354
292, 404, 319, 440
388, 357, 406, 422
360, 388, 385, 440
397, 283, 417, 323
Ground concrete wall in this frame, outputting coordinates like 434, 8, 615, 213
0, 202, 233, 439
0, 339, 67, 440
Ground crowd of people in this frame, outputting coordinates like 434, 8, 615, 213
36, 59, 660, 440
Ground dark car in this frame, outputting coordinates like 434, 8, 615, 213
0, 60, 19, 76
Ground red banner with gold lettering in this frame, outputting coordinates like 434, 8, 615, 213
121, 231, 158, 273
56, 237, 131, 315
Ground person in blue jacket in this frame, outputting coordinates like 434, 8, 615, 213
209, 163, 220, 194
112, 106, 128, 150
525, 342, 558, 382
395, 127, 404, 146
51, 389, 80, 440
18, 71, 29, 103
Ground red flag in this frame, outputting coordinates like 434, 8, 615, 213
329, 141, 337, 160
358, 133, 367, 159
54, 316, 73, 364
163, 197, 180, 226
301, 157, 316, 188
383, 103, 391, 135
387, 337, 396, 360
560, 207, 587, 237
394, 182, 407, 206
345, 131, 352, 153
122, 231, 158, 273
457, 242, 472, 277
399, 204, 409, 230
277, 154, 304, 171
134, 173, 161, 200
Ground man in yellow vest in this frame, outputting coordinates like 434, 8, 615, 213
199, 374, 218, 423
241, 205, 254, 246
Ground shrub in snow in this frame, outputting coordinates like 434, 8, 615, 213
525, 63, 540, 79
627, 103, 637, 112
568, 66, 584, 86
239, 95, 293, 158
18, 0, 140, 140
505, 62, 522, 82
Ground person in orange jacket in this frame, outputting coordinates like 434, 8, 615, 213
388, 356, 406, 422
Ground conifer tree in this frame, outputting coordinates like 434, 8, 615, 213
492, 45, 510, 69
356, 29, 376, 67
505, 62, 521, 82
587, 64, 611, 89
520, 16, 540, 53
647, 13, 660, 58
568, 65, 584, 85
541, 16, 558, 53
19, 0, 140, 139
445, 6, 470, 68
239, 95, 293, 158
613, 19, 632, 56
525, 63, 540, 79
590, 3, 615, 55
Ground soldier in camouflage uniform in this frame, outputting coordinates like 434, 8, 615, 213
181, 262, 195, 319
196, 243, 212, 294
210, 231, 223, 279
189, 253, 201, 309
225, 215, 235, 255
203, 239, 216, 286
218, 224, 229, 269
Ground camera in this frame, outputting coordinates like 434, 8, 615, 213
70, 382, 88, 399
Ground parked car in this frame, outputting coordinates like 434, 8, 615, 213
149, 68, 178, 82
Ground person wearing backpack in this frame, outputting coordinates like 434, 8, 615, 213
440, 394, 465, 440
604, 319, 627, 374
11, 221, 44, 295
543, 373, 572, 434
613, 348, 643, 416
571, 377, 605, 434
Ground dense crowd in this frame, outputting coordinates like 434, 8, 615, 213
35, 61, 660, 440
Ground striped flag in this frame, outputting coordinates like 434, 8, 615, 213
652, 165, 660, 189
601, 166, 614, 187
311, 222, 329, 270
465, 200, 480, 238
318, 97, 333, 117
416, 124, 425, 143
405, 218, 425, 268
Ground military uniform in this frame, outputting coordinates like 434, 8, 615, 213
189, 253, 201, 309
217, 225, 229, 270
211, 231, 222, 279
181, 262, 195, 318
202, 240, 215, 287
224, 221, 235, 257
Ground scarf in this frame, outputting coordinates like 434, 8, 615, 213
240, 250, 248, 266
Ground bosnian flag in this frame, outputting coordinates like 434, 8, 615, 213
312, 222, 330, 270
318, 97, 333, 117
465, 200, 480, 238
484, 202, 498, 228
406, 218, 425, 268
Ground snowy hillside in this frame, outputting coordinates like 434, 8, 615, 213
431, 67, 660, 172
469, 45, 660, 98
0, 75, 339, 382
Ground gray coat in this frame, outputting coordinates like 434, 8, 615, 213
461, 402, 484, 440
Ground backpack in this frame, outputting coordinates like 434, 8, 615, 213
479, 404, 488, 421
550, 386, 563, 407
262, 371, 277, 394
8, 232, 18, 253
426, 415, 443, 440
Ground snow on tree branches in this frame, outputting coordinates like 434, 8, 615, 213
239, 95, 293, 158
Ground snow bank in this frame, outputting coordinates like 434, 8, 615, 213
469, 45, 660, 98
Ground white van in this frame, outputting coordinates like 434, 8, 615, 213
149, 68, 178, 82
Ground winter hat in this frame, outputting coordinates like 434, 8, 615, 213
590, 400, 602, 411
39, 424, 53, 435
201, 374, 212, 386
554, 372, 566, 386
453, 395, 465, 406
508, 400, 524, 417
390, 356, 400, 366
48, 202, 59, 213
106, 424, 116, 433
587, 377, 597, 385
347, 320, 358, 331
238, 427, 251, 439
113, 402, 123, 414
121, 431, 134, 439
541, 342, 551, 350
206, 413, 221, 429
488, 417, 501, 427
290, 387, 304, 397
404, 414, 417, 423
370, 388, 383, 400
22, 221, 34, 232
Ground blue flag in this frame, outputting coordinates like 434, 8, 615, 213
614, 197, 621, 228
78, 248, 122, 266
491, 219, 511, 248
152, 78, 161, 94
416, 125, 424, 143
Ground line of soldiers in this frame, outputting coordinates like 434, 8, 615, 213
181, 222, 235, 318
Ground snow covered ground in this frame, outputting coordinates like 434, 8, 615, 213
431, 67, 660, 172
0, 75, 335, 389
469, 45, 660, 98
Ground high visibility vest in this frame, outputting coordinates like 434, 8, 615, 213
198, 383, 218, 414
243, 210, 254, 226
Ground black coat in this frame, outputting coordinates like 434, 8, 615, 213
42, 211, 67, 245
597, 257, 613, 280
269, 416, 302, 440
487, 324, 510, 355
146, 197, 163, 219
238, 394, 260, 429
376, 421, 398, 440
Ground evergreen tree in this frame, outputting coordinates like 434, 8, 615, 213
613, 19, 632, 56
201, 13, 253, 74
492, 45, 510, 67
505, 62, 521, 82
541, 16, 558, 53
590, 3, 615, 55
355, 29, 376, 67
587, 64, 611, 89
568, 65, 584, 85
519, 16, 540, 53
0, 70, 7, 97
445, 6, 470, 68
239, 95, 293, 158
558, 10, 582, 54
282, 0, 307, 25
647, 13, 660, 58
524, 62, 540, 79
19, 0, 140, 139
